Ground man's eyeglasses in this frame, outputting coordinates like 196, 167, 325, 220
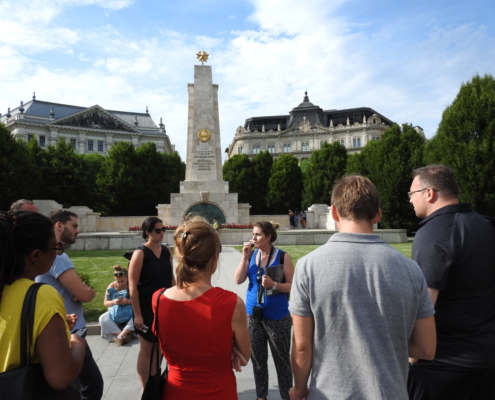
407, 188, 439, 199
113, 271, 126, 277
152, 227, 166, 234
47, 241, 65, 255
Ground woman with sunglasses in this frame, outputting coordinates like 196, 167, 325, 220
234, 221, 295, 400
0, 211, 85, 395
99, 265, 134, 346
129, 216, 176, 389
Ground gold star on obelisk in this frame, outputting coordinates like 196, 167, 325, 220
196, 50, 209, 65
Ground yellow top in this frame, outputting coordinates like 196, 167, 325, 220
0, 278, 70, 372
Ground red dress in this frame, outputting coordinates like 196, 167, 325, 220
152, 287, 238, 399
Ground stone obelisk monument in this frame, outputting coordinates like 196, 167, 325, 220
182, 52, 227, 194
157, 52, 250, 226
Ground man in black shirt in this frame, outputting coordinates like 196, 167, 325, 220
407, 165, 495, 400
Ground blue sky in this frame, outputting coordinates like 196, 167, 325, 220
1, 0, 494, 160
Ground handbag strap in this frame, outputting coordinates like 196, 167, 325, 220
20, 283, 44, 367
148, 288, 167, 377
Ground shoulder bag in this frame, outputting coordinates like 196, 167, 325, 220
141, 288, 168, 400
0, 283, 57, 399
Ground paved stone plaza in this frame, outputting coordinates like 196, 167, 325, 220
87, 246, 285, 400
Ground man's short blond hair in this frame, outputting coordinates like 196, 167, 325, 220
331, 175, 380, 221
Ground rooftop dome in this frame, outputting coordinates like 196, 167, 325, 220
297, 91, 315, 108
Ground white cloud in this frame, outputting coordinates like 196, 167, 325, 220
1, 0, 494, 161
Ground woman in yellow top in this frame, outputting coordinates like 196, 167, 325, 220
0, 211, 85, 393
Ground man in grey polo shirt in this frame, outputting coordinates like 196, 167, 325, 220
289, 175, 436, 400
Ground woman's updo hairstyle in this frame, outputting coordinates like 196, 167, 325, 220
141, 216, 162, 240
253, 221, 278, 243
113, 265, 127, 274
0, 211, 54, 302
173, 217, 221, 289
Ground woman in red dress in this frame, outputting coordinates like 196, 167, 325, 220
152, 217, 251, 399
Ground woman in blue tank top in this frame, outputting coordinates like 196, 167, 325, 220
234, 221, 295, 400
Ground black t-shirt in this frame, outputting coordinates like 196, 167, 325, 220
413, 203, 495, 368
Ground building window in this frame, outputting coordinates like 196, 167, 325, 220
238, 146, 243, 154
283, 143, 291, 153
98, 141, 104, 152
372, 136, 380, 141
353, 138, 361, 148
320, 141, 327, 149
338, 139, 346, 147
27, 134, 34, 142
302, 142, 310, 151
39, 136, 46, 147
268, 144, 275, 153
88, 140, 94, 151
70, 139, 77, 149
252, 145, 260, 154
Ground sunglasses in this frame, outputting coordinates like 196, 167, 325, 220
113, 271, 126, 277
47, 241, 65, 256
151, 227, 166, 234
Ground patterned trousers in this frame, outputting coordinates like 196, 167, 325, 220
248, 314, 293, 399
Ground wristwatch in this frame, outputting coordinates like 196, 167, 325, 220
272, 282, 277, 291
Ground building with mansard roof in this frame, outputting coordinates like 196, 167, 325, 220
226, 92, 424, 161
0, 93, 174, 154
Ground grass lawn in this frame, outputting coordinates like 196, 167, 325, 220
73, 242, 412, 322
68, 249, 135, 323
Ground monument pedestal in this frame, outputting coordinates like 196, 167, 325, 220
158, 61, 250, 226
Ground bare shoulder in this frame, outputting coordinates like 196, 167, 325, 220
235, 295, 246, 309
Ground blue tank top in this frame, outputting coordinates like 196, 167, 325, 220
245, 247, 289, 320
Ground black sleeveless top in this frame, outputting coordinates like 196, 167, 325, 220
137, 244, 173, 303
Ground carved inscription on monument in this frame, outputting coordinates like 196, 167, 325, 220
193, 148, 215, 172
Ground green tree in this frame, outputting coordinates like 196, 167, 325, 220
39, 140, 102, 209
302, 142, 347, 209
161, 151, 185, 205
250, 151, 273, 214
0, 124, 39, 210
266, 154, 303, 213
425, 74, 495, 215
346, 124, 425, 231
97, 142, 144, 215
222, 154, 253, 204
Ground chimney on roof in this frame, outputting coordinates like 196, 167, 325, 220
134, 116, 139, 126
146, 106, 149, 114
19, 101, 25, 113
33, 92, 36, 101
49, 105, 55, 119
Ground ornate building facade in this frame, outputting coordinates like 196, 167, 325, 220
1, 94, 174, 154
226, 92, 421, 160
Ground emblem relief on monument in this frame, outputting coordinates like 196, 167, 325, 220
197, 128, 211, 142
200, 191, 210, 203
